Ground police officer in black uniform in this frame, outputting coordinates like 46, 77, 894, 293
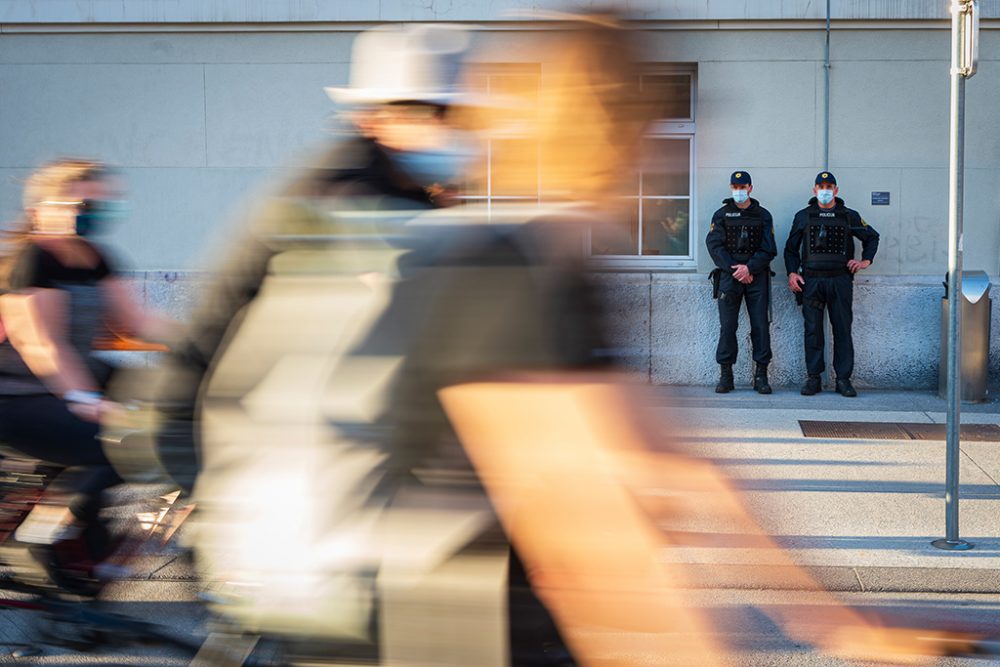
706, 171, 777, 394
784, 171, 879, 397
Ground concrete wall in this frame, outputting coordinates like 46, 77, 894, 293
119, 270, 1000, 391
0, 30, 355, 268
2, 0, 999, 22
2, 21, 999, 388
652, 27, 1000, 278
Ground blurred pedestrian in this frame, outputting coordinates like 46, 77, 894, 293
0, 158, 169, 588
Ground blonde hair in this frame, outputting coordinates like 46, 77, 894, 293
1, 157, 108, 289
22, 157, 107, 210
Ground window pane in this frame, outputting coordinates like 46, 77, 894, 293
642, 199, 690, 257
642, 138, 690, 197
592, 203, 639, 256
641, 74, 692, 120
491, 138, 538, 197
462, 151, 489, 197
465, 66, 539, 130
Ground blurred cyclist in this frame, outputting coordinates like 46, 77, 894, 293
0, 158, 169, 589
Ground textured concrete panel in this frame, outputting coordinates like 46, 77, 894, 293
990, 288, 1000, 384
829, 60, 950, 169
131, 272, 1000, 390
767, 284, 808, 387
697, 61, 817, 169
0, 64, 206, 169
852, 277, 940, 389
0, 32, 356, 65
651, 273, 719, 386
647, 278, 813, 390
205, 63, 348, 168
593, 272, 651, 379
140, 270, 209, 322
647, 274, 966, 389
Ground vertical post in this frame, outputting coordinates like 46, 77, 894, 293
933, 0, 975, 552
823, 0, 831, 169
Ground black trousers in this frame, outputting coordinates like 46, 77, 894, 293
0, 394, 121, 528
801, 272, 854, 379
715, 272, 772, 365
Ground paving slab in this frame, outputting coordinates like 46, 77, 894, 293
646, 388, 1000, 592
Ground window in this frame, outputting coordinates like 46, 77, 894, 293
590, 68, 697, 269
461, 65, 541, 213
461, 64, 696, 269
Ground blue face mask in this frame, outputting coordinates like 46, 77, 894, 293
392, 149, 469, 188
389, 132, 477, 189
392, 146, 477, 190
731, 189, 749, 204
75, 199, 128, 237
816, 189, 835, 206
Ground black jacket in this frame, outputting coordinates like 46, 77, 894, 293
705, 197, 776, 275
151, 135, 438, 491
784, 196, 879, 275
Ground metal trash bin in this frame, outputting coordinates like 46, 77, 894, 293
939, 270, 992, 402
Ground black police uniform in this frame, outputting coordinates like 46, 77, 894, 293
705, 197, 777, 382
784, 196, 879, 388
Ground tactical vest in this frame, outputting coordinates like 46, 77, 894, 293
802, 209, 852, 266
722, 210, 764, 263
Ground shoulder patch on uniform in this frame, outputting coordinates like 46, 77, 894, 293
709, 223, 715, 232
860, 218, 868, 227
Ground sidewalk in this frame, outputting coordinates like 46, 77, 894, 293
648, 386, 1000, 594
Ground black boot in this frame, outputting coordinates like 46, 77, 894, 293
800, 375, 822, 396
835, 378, 857, 397
752, 363, 772, 395
715, 364, 734, 393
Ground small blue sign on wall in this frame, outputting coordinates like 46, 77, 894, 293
871, 191, 890, 205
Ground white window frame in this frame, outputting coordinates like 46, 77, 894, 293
588, 65, 697, 271
458, 64, 541, 217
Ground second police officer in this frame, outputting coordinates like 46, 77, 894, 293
784, 172, 879, 397
706, 171, 777, 394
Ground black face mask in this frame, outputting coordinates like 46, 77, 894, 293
75, 199, 126, 237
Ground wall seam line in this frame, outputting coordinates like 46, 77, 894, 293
202, 64, 209, 167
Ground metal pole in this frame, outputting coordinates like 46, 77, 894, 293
823, 0, 831, 169
933, 0, 973, 552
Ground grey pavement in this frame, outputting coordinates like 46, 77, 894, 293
2, 386, 1000, 664
647, 386, 1000, 594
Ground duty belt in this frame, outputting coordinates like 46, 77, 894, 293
802, 268, 851, 278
